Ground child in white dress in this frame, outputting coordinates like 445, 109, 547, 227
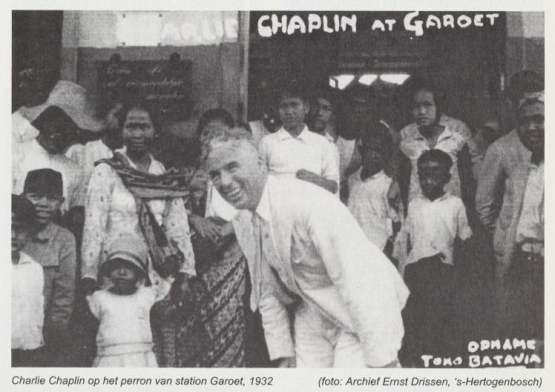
87, 235, 159, 367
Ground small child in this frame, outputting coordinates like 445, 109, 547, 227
87, 235, 159, 367
12, 194, 45, 367
347, 123, 399, 257
22, 168, 76, 366
399, 149, 472, 367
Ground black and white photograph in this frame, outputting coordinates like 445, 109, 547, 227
6, 3, 550, 391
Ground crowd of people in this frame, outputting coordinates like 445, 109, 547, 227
11, 69, 544, 368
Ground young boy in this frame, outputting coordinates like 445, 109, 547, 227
12, 194, 45, 367
258, 83, 339, 194
22, 168, 77, 367
399, 149, 472, 367
347, 123, 399, 258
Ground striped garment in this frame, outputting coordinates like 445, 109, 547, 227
96, 153, 192, 278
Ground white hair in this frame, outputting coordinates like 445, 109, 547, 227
200, 127, 260, 168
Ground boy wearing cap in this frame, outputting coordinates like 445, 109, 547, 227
22, 169, 77, 367
12, 194, 45, 367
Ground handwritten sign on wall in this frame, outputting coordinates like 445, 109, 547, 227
97, 59, 193, 120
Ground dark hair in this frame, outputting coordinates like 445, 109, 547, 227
196, 108, 235, 135
275, 80, 308, 105
417, 149, 453, 172
405, 76, 443, 116
116, 102, 160, 134
314, 88, 337, 109
360, 120, 393, 155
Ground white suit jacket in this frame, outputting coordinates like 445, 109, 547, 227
233, 176, 409, 367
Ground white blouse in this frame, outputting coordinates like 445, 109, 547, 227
81, 148, 195, 298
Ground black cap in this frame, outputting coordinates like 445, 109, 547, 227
12, 194, 36, 228
23, 169, 63, 196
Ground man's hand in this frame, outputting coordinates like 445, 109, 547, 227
218, 222, 234, 238
189, 214, 222, 243
215, 222, 235, 248
274, 357, 296, 368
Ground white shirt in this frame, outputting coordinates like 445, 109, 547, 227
12, 139, 82, 212
87, 287, 156, 357
516, 161, 544, 246
12, 253, 44, 350
347, 170, 398, 250
404, 193, 472, 268
67, 139, 113, 205
259, 126, 339, 185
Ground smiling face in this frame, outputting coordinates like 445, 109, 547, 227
517, 101, 544, 155
121, 108, 156, 155
205, 140, 266, 211
412, 89, 438, 129
278, 96, 309, 133
24, 192, 63, 227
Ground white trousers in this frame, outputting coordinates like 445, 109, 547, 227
294, 302, 366, 367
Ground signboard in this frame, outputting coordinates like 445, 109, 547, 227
97, 57, 193, 120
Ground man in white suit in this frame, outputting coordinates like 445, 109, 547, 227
202, 128, 409, 368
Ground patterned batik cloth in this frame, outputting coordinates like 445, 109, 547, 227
152, 164, 247, 368
152, 240, 246, 367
